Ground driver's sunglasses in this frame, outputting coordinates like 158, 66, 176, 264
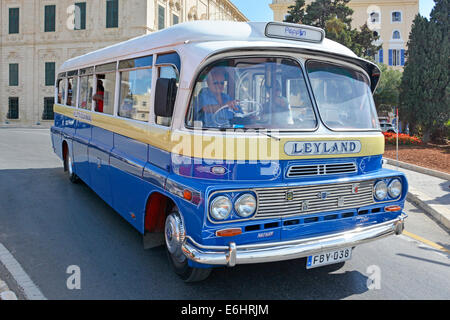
213, 80, 225, 86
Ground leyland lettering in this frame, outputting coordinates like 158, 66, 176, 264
284, 141, 362, 156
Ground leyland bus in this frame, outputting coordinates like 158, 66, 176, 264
51, 21, 408, 282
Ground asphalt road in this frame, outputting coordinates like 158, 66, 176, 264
0, 128, 449, 300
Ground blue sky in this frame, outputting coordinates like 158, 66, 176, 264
230, 0, 436, 21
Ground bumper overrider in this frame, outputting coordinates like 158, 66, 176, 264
182, 214, 407, 267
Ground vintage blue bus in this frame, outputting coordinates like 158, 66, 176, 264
51, 21, 407, 282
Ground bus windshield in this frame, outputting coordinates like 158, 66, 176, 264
306, 61, 380, 130
186, 57, 317, 130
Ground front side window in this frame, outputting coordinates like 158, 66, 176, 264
118, 68, 152, 121
306, 61, 379, 130
186, 57, 316, 130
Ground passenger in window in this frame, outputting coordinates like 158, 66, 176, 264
94, 79, 105, 113
197, 67, 241, 127
67, 82, 72, 106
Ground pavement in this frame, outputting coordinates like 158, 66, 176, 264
384, 159, 450, 231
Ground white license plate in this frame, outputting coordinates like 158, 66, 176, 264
306, 247, 352, 269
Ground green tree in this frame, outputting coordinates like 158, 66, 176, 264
373, 64, 403, 114
400, 0, 449, 143
399, 15, 429, 137
350, 23, 382, 59
426, 0, 449, 142
284, 0, 306, 23
303, 0, 353, 29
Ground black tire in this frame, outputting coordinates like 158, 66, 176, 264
165, 210, 212, 282
64, 147, 79, 183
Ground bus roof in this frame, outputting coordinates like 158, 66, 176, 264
60, 21, 360, 71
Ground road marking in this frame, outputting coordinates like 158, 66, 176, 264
403, 230, 450, 254
0, 243, 47, 300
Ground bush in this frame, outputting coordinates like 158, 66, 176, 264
383, 132, 423, 145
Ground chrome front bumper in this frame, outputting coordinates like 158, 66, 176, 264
182, 214, 407, 267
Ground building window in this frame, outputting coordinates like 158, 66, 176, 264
75, 2, 86, 30
8, 98, 19, 119
106, 0, 119, 28
370, 12, 380, 23
42, 97, 55, 120
392, 30, 401, 40
9, 8, 20, 34
392, 11, 402, 22
9, 64, 19, 86
158, 5, 165, 30
389, 49, 405, 66
45, 62, 55, 86
172, 14, 179, 25
44, 5, 56, 32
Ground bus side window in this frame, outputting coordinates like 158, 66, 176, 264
57, 78, 66, 104
118, 67, 152, 122
156, 65, 178, 126
78, 75, 93, 110
67, 77, 78, 107
94, 73, 115, 115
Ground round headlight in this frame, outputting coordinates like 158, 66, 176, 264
210, 196, 232, 220
374, 181, 388, 200
235, 194, 257, 218
388, 179, 402, 198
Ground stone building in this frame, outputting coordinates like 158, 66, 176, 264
0, 0, 247, 126
269, 0, 419, 69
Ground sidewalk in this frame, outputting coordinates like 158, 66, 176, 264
384, 160, 450, 231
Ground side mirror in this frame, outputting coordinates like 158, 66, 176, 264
155, 78, 177, 118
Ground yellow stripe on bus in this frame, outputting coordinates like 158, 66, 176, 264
54, 104, 385, 161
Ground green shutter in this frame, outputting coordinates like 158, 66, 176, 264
173, 14, 179, 25
8, 98, 19, 119
9, 64, 19, 86
106, 0, 118, 28
9, 8, 19, 34
45, 5, 56, 32
45, 62, 56, 86
75, 2, 86, 30
158, 5, 165, 30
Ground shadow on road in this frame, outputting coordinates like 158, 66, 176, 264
0, 167, 370, 300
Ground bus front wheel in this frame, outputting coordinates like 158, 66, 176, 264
164, 210, 212, 282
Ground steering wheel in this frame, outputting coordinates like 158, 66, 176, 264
212, 101, 261, 126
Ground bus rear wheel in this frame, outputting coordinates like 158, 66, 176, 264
164, 210, 212, 282
63, 145, 79, 183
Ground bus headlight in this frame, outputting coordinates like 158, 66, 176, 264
235, 194, 257, 218
210, 196, 232, 220
374, 181, 388, 200
388, 179, 402, 198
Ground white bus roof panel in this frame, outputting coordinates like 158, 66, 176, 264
59, 21, 358, 72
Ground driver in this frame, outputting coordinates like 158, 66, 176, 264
197, 67, 241, 127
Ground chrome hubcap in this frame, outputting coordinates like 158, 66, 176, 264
68, 155, 73, 176
165, 213, 186, 263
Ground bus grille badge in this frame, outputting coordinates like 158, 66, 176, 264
302, 201, 309, 211
338, 196, 345, 207
286, 191, 294, 201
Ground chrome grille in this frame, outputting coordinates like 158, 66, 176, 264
287, 162, 357, 177
255, 180, 374, 218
